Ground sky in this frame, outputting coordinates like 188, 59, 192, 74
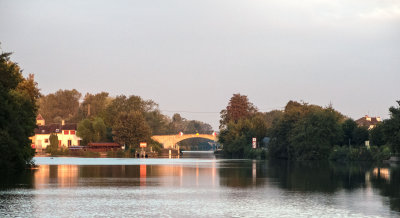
1, 0, 399, 130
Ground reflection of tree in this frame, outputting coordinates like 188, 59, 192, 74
370, 166, 400, 212
78, 165, 141, 178
266, 160, 372, 193
0, 170, 34, 189
329, 162, 373, 190
219, 161, 267, 188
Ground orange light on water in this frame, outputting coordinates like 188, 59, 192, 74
140, 164, 147, 186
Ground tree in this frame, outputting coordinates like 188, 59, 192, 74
104, 95, 154, 127
352, 126, 369, 146
289, 108, 342, 160
268, 101, 345, 160
219, 114, 268, 157
220, 94, 257, 129
112, 111, 151, 150
383, 101, 400, 153
76, 92, 110, 120
341, 119, 357, 146
370, 123, 385, 146
38, 89, 81, 123
263, 110, 283, 129
144, 109, 170, 135
0, 50, 40, 171
268, 101, 310, 159
184, 120, 213, 134
77, 117, 107, 145
46, 133, 59, 154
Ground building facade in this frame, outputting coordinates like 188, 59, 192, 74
355, 115, 382, 130
32, 115, 82, 152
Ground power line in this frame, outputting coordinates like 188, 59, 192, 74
160, 107, 285, 114
160, 110, 219, 114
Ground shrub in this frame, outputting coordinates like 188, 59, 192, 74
329, 146, 349, 162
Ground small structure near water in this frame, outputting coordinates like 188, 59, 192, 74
86, 142, 122, 152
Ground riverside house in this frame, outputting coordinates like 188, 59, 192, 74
31, 114, 82, 153
355, 115, 382, 130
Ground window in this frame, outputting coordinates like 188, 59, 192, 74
45, 139, 49, 143
64, 130, 69, 135
70, 130, 75, 135
68, 140, 72, 146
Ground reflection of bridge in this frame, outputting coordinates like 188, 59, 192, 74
151, 134, 217, 149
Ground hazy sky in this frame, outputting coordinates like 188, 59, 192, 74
1, 0, 399, 130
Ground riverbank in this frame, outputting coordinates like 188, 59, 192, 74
34, 148, 188, 158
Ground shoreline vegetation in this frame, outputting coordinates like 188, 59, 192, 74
218, 94, 400, 162
1, 46, 400, 173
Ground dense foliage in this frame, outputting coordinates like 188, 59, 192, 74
38, 89, 81, 123
219, 93, 400, 161
46, 133, 59, 155
218, 94, 269, 158
0, 51, 40, 171
382, 101, 400, 153
112, 111, 152, 150
77, 117, 107, 145
38, 89, 214, 150
267, 101, 344, 160
219, 93, 257, 129
219, 114, 268, 158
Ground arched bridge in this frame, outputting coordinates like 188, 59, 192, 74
151, 134, 217, 149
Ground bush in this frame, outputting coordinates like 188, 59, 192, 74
329, 146, 349, 162
372, 145, 391, 161
329, 145, 390, 162
107, 149, 126, 158
244, 148, 267, 159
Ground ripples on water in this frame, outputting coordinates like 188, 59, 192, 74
0, 157, 399, 217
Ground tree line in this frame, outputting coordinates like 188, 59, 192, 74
38, 90, 213, 152
218, 94, 400, 161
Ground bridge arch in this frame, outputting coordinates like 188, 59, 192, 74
151, 134, 217, 149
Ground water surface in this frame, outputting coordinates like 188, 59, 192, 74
0, 157, 399, 217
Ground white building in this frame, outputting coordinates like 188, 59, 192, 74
32, 115, 82, 152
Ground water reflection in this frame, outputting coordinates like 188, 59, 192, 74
370, 166, 400, 212
219, 160, 268, 188
263, 161, 374, 192
29, 163, 219, 188
0, 158, 399, 216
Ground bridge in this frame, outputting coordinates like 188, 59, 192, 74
151, 134, 217, 149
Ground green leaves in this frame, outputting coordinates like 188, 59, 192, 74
77, 117, 107, 145
383, 101, 400, 153
268, 101, 344, 160
39, 89, 81, 123
112, 111, 151, 150
0, 51, 39, 171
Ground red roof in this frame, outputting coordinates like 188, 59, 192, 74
36, 114, 44, 120
34, 123, 77, 134
355, 116, 381, 128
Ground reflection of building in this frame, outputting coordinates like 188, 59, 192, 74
373, 168, 390, 182
87, 142, 122, 152
34, 165, 79, 189
31, 114, 82, 152
356, 115, 381, 130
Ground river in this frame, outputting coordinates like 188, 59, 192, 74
0, 155, 399, 217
